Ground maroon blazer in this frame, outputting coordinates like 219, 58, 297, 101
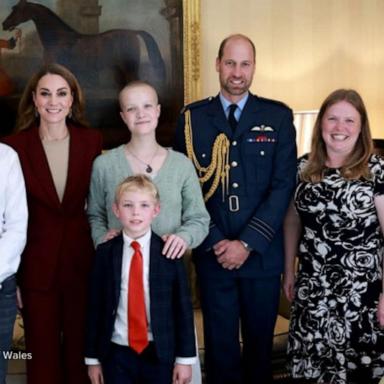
2, 124, 103, 290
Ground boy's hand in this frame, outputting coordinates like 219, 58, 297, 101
377, 293, 384, 327
88, 364, 104, 384
103, 228, 121, 242
172, 363, 192, 384
161, 234, 187, 259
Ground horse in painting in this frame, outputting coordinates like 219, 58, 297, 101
2, 0, 166, 86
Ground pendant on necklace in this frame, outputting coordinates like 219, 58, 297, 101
145, 165, 153, 173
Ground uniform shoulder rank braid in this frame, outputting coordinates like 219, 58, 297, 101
184, 109, 230, 202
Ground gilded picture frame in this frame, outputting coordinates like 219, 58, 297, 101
183, 0, 201, 104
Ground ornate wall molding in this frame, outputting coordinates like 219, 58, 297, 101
183, 0, 201, 104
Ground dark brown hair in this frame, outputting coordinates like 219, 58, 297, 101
15, 63, 88, 132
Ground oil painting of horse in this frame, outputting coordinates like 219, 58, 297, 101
3, 0, 165, 86
0, 0, 183, 147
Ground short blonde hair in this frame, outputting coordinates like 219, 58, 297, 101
118, 80, 158, 110
114, 174, 160, 204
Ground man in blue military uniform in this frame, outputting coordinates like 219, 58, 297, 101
174, 34, 297, 384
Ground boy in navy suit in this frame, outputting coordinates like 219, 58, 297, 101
85, 175, 196, 384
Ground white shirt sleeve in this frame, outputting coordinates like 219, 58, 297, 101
175, 356, 197, 365
84, 357, 101, 365
0, 145, 28, 285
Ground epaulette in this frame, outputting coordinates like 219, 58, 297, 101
180, 96, 214, 114
256, 95, 291, 110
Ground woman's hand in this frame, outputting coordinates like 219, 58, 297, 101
161, 234, 187, 259
102, 228, 121, 242
283, 270, 295, 303
377, 293, 384, 327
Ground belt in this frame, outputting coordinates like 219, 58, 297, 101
228, 195, 239, 212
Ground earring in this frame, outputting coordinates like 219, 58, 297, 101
34, 108, 39, 118
68, 108, 73, 119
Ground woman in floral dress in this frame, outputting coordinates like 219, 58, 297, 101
283, 89, 384, 383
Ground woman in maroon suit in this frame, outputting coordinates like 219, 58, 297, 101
2, 63, 102, 384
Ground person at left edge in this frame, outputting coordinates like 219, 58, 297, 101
2, 63, 103, 384
0, 143, 27, 384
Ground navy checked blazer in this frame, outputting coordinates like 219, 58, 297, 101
175, 93, 297, 277
85, 232, 196, 363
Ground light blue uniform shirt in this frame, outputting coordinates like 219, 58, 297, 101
219, 92, 249, 122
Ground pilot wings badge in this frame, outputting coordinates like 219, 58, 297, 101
251, 125, 274, 132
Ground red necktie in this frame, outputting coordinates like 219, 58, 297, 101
128, 240, 148, 353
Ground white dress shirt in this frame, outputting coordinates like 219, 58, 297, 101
86, 229, 196, 365
0, 143, 28, 287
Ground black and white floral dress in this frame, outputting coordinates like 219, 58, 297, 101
288, 154, 384, 383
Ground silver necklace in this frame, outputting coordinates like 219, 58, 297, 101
126, 145, 159, 173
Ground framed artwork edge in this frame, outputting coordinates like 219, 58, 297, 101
183, 0, 201, 104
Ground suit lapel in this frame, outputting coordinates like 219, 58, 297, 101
61, 125, 83, 207
111, 235, 124, 306
233, 94, 264, 139
207, 94, 268, 139
26, 126, 61, 208
111, 234, 161, 312
207, 96, 233, 138
148, 233, 163, 304
25, 125, 86, 210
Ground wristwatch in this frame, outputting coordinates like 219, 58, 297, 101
240, 240, 252, 252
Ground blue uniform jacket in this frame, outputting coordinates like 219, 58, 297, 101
175, 93, 297, 277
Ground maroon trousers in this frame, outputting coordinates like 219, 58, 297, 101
22, 283, 89, 384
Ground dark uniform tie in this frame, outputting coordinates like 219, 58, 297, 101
228, 104, 238, 132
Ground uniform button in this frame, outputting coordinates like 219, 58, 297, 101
260, 150, 265, 156
202, 153, 206, 158
232, 182, 239, 188
232, 141, 237, 146
231, 161, 238, 167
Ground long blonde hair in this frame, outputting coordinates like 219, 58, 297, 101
301, 89, 373, 182
15, 63, 88, 132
